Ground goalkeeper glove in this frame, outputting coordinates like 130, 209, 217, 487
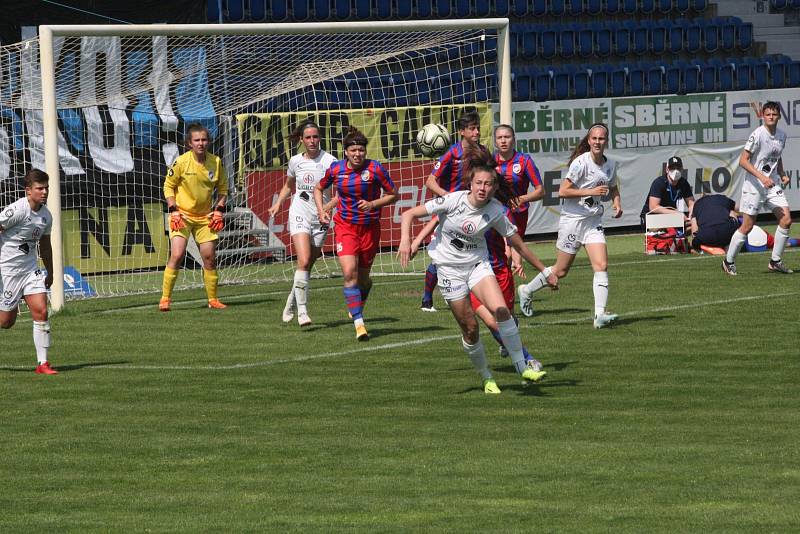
208, 209, 224, 232
169, 207, 185, 231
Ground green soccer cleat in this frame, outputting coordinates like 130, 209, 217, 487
521, 368, 547, 383
483, 379, 501, 394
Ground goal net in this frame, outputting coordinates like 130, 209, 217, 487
2, 20, 510, 308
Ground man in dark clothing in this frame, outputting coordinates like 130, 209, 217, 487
640, 156, 695, 229
690, 194, 739, 251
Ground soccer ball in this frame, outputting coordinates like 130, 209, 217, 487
416, 123, 451, 157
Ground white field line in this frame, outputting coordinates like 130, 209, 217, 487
7, 289, 791, 372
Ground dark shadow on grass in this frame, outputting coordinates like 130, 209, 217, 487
522, 307, 588, 317
0, 360, 129, 373
494, 361, 579, 374
317, 315, 401, 329
610, 315, 671, 326
457, 378, 579, 396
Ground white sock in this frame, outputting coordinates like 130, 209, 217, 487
293, 270, 309, 314
593, 271, 609, 317
33, 321, 50, 364
726, 230, 747, 263
284, 288, 295, 311
497, 318, 526, 374
524, 266, 552, 294
462, 337, 492, 380
772, 226, 790, 262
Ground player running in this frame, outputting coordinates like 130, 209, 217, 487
516, 123, 622, 328
159, 123, 228, 311
0, 169, 57, 374
399, 149, 557, 394
268, 120, 337, 326
315, 126, 398, 341
723, 101, 794, 275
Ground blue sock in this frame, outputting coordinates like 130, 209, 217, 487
422, 263, 437, 303
490, 328, 504, 347
343, 286, 363, 320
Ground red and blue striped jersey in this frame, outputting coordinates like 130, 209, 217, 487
430, 142, 487, 193
494, 151, 542, 213
484, 206, 514, 271
320, 159, 396, 226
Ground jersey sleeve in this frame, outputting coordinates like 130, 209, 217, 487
607, 160, 618, 188
320, 165, 335, 189
490, 204, 518, 238
424, 192, 455, 216
523, 155, 543, 187
286, 156, 297, 178
743, 132, 758, 154
679, 179, 693, 199
373, 161, 396, 192
648, 178, 664, 199
215, 157, 229, 197
163, 157, 182, 199
0, 202, 25, 231
430, 149, 453, 182
564, 157, 584, 184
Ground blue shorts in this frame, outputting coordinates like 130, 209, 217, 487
692, 219, 738, 251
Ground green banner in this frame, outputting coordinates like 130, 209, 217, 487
236, 104, 492, 174
62, 203, 169, 274
611, 93, 727, 149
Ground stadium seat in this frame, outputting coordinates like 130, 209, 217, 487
533, 69, 551, 101
628, 66, 645, 95
609, 66, 626, 96
772, 0, 788, 8
494, 0, 509, 16
226, 0, 245, 22
734, 62, 752, 91
553, 68, 570, 99
788, 61, 800, 86
684, 21, 702, 53
769, 58, 787, 88
207, 0, 220, 22
541, 27, 558, 59
577, 26, 594, 58
701, 20, 719, 52
719, 17, 737, 51
353, 0, 370, 19
665, 64, 681, 93
594, 23, 612, 57
658, 0, 673, 13
314, 0, 331, 20
521, 25, 539, 59
551, 0, 566, 16
567, 0, 583, 15
560, 25, 576, 58
625, 20, 648, 55
396, 0, 412, 18
455, 0, 471, 17
676, 0, 690, 11
738, 23, 753, 50
640, 0, 656, 13
334, 0, 350, 20
291, 0, 310, 20
622, 0, 637, 15
650, 20, 667, 55
376, 0, 392, 18
697, 61, 717, 92
748, 58, 768, 89
668, 20, 684, 53
435, 0, 451, 17
606, 0, 621, 14
587, 0, 603, 15
590, 65, 610, 97
514, 72, 531, 101
530, 0, 547, 16
572, 66, 590, 98
682, 63, 700, 93
250, 0, 268, 21
416, 0, 432, 17
475, 0, 491, 16
646, 64, 664, 95
717, 61, 734, 91
613, 22, 631, 55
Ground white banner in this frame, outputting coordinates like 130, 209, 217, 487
503, 88, 800, 236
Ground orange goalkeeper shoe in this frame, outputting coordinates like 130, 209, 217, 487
207, 299, 227, 309
35, 362, 58, 375
159, 298, 171, 312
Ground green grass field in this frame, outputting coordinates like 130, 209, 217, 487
2, 233, 799, 532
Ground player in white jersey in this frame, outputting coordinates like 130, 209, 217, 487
0, 169, 57, 374
724, 101, 794, 275
268, 121, 337, 326
399, 151, 557, 394
517, 123, 623, 328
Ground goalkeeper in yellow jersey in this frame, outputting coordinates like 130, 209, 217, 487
160, 123, 228, 311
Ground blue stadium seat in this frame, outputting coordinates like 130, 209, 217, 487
494, 0, 510, 16
572, 66, 590, 99
658, 0, 673, 13
577, 25, 594, 58
530, 0, 547, 16
788, 61, 800, 86
606, 0, 621, 14
594, 23, 612, 56
587, 0, 603, 15
625, 20, 648, 54
676, 0, 690, 11
207, 0, 220, 22
541, 27, 558, 59
250, 0, 268, 21
291, 0, 310, 20
314, 0, 331, 20
456, 0, 471, 17
612, 22, 630, 55
610, 67, 626, 97
772, 0, 788, 8
416, 0, 432, 17
650, 20, 667, 55
567, 0, 583, 15
738, 23, 753, 50
668, 20, 684, 53
628, 66, 645, 95
646, 64, 664, 95
560, 25, 576, 58
353, 0, 370, 19
475, 0, 491, 16
533, 69, 552, 101
435, 0, 451, 17
769, 58, 787, 88
746, 58, 768, 89
697, 61, 717, 92
685, 21, 702, 53
553, 68, 570, 99
719, 17, 737, 51
682, 63, 700, 93
692, 0, 707, 11
717, 61, 734, 91
665, 64, 681, 93
734, 62, 752, 91
701, 20, 719, 52
376, 0, 392, 18
521, 25, 539, 59
551, 0, 566, 16
514, 72, 532, 102
397, 0, 412, 18
334, 0, 350, 20
640, 0, 656, 13
590, 65, 610, 97
226, 0, 245, 22
622, 0, 637, 15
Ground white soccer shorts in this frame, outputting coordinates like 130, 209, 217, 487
739, 180, 789, 217
0, 269, 47, 311
288, 208, 331, 248
435, 260, 495, 302
556, 214, 606, 254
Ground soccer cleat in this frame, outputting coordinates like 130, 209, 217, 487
483, 379, 501, 394
499, 346, 509, 358
526, 358, 545, 373
207, 299, 227, 309
768, 259, 793, 274
593, 312, 619, 329
297, 312, 312, 327
282, 305, 295, 323
158, 297, 171, 312
355, 323, 369, 341
517, 284, 534, 317
35, 362, 58, 375
420, 300, 437, 312
722, 259, 737, 276
521, 367, 547, 383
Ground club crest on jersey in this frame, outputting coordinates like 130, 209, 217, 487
208, 170, 215, 179
33, 228, 41, 238
168, 167, 175, 177
360, 170, 371, 182
512, 163, 521, 174
461, 220, 476, 234
435, 197, 445, 205
4, 208, 13, 217
302, 174, 314, 185
434, 161, 441, 171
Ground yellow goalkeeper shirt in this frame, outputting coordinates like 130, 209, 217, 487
164, 151, 228, 220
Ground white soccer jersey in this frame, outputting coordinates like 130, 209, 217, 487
560, 152, 617, 219
287, 150, 336, 221
425, 190, 517, 267
0, 197, 52, 277
742, 125, 786, 188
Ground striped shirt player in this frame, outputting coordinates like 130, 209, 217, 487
495, 150, 543, 237
0, 169, 58, 374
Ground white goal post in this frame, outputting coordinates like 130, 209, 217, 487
31, 19, 512, 311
